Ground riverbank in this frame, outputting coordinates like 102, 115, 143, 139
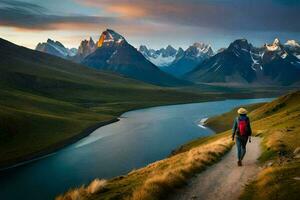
0, 98, 217, 171
0, 84, 220, 171
0, 118, 119, 170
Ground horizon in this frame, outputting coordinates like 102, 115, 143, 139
2, 30, 299, 52
0, 0, 300, 50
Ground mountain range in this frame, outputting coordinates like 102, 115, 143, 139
36, 39, 77, 58
139, 43, 214, 77
139, 45, 180, 67
35, 30, 187, 86
164, 42, 214, 77
34, 30, 300, 86
81, 29, 187, 86
185, 38, 300, 85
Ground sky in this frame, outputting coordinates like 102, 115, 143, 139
0, 0, 299, 51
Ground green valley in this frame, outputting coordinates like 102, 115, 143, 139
0, 38, 214, 168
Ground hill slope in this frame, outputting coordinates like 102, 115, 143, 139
0, 38, 207, 168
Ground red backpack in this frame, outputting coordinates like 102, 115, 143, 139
238, 117, 248, 136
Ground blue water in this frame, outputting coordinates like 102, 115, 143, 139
0, 98, 272, 200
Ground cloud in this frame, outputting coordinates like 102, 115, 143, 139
1, 0, 299, 51
0, 0, 122, 30
78, 0, 300, 32
0, 0, 47, 13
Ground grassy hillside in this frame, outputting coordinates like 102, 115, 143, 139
0, 38, 218, 168
57, 90, 300, 200
189, 91, 300, 200
239, 91, 300, 200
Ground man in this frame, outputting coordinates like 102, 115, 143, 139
232, 107, 252, 166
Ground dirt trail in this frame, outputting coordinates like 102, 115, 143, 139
169, 137, 262, 200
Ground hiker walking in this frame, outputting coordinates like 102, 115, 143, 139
232, 108, 252, 166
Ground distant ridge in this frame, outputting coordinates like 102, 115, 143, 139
185, 38, 300, 86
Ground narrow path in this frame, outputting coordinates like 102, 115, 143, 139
169, 137, 262, 200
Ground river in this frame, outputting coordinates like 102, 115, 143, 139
0, 98, 272, 200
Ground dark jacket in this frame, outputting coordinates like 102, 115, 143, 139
232, 114, 252, 138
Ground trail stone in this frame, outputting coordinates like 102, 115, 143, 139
293, 147, 300, 155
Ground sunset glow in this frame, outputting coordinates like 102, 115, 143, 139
0, 0, 299, 50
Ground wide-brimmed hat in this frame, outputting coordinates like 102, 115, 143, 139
237, 107, 247, 114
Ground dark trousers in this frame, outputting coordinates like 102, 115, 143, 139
236, 136, 248, 161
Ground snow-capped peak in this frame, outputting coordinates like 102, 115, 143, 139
273, 38, 280, 46
285, 40, 300, 48
265, 38, 282, 51
187, 42, 214, 58
97, 29, 125, 48
139, 45, 179, 67
36, 38, 78, 58
192, 42, 212, 53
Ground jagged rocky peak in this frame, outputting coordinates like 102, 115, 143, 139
192, 42, 211, 50
158, 45, 177, 57
77, 37, 96, 57
186, 42, 214, 57
36, 38, 77, 58
46, 38, 56, 44
178, 47, 184, 52
265, 38, 282, 51
138, 44, 181, 67
176, 47, 184, 57
274, 38, 280, 45
88, 37, 95, 45
97, 29, 126, 48
139, 45, 148, 52
40, 38, 62, 48
228, 39, 252, 51
164, 45, 177, 55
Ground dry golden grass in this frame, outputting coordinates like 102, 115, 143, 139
56, 179, 107, 200
56, 136, 232, 200
127, 137, 232, 200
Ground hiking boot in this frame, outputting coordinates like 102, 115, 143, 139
237, 160, 242, 166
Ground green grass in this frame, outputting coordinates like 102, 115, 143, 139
238, 90, 300, 200
205, 102, 266, 133
0, 38, 219, 168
